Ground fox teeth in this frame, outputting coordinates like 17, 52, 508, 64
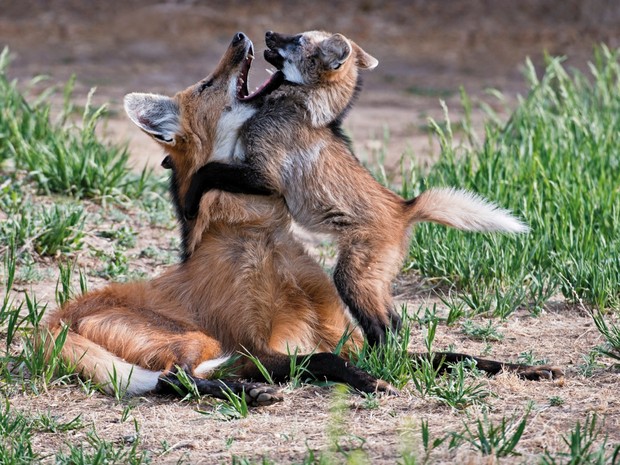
265, 68, 274, 75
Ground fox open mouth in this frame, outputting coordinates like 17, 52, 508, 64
237, 44, 284, 102
263, 47, 285, 70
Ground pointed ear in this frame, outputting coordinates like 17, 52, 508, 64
124, 93, 180, 145
352, 42, 378, 70
319, 33, 352, 70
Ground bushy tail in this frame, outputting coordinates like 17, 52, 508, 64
44, 323, 161, 396
405, 188, 528, 233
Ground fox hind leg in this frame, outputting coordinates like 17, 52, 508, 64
237, 352, 397, 395
333, 244, 402, 346
422, 352, 564, 380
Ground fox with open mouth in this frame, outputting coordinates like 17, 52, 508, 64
184, 30, 529, 346
41, 32, 562, 401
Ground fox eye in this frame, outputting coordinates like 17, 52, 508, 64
198, 79, 214, 93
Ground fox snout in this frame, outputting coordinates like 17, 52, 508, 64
265, 31, 300, 48
226, 32, 254, 68
264, 31, 299, 69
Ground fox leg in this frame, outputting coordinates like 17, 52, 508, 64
416, 352, 564, 380
72, 308, 226, 374
333, 241, 403, 346
156, 369, 283, 406
71, 307, 283, 403
237, 352, 397, 395
184, 162, 273, 219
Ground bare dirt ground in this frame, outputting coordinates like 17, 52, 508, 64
2, 1, 620, 463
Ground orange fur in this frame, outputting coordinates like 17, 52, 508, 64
42, 33, 364, 396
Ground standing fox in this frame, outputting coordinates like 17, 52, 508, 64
42, 32, 559, 399
184, 30, 528, 345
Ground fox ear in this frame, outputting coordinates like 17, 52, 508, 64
124, 93, 180, 145
352, 42, 378, 70
320, 33, 352, 70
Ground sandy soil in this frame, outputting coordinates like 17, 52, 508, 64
2, 1, 620, 463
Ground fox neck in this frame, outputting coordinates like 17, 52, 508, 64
286, 70, 360, 128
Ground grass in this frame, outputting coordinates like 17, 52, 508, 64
0, 182, 85, 258
591, 310, 620, 363
351, 309, 490, 409
451, 410, 530, 459
405, 46, 620, 313
540, 414, 620, 465
0, 47, 156, 202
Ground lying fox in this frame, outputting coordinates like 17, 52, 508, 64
42, 33, 560, 400
184, 30, 528, 346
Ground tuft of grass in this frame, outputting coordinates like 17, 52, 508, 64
516, 350, 549, 366
164, 368, 201, 402
240, 348, 274, 385
541, 413, 620, 465
591, 310, 620, 362
451, 411, 529, 458
55, 425, 150, 465
576, 349, 604, 378
34, 204, 85, 256
286, 346, 314, 389
548, 396, 565, 407
431, 360, 489, 410
31, 411, 84, 433
352, 310, 489, 408
96, 250, 129, 281
461, 319, 504, 342
0, 246, 78, 394
0, 401, 38, 464
351, 308, 416, 389
97, 225, 137, 249
218, 386, 250, 419
405, 45, 620, 312
197, 386, 250, 421
0, 47, 156, 202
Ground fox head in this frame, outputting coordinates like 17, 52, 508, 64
264, 30, 378, 86
124, 32, 266, 197
124, 32, 291, 259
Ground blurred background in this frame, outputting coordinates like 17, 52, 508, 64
2, 0, 620, 168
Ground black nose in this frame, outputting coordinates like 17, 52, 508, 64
265, 31, 274, 40
232, 32, 246, 45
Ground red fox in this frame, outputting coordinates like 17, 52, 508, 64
183, 30, 529, 345
42, 33, 560, 400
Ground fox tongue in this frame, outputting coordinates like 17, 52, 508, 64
240, 70, 284, 102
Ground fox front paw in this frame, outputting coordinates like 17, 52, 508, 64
243, 383, 284, 407
515, 365, 565, 381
